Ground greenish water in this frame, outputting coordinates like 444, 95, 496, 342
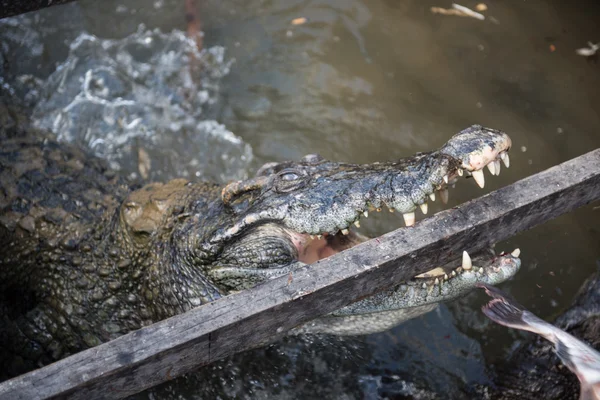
1, 0, 599, 398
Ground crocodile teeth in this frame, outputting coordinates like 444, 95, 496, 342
419, 203, 428, 215
511, 248, 521, 257
403, 212, 415, 227
493, 160, 501, 175
429, 193, 436, 202
341, 229, 349, 235
462, 251, 473, 270
440, 189, 449, 204
444, 274, 448, 280
354, 220, 361, 228
443, 175, 449, 184
363, 211, 369, 218
317, 234, 322, 240
487, 161, 496, 176
451, 270, 456, 277
422, 283, 427, 289
472, 169, 485, 188
434, 278, 439, 285
501, 152, 510, 168
310, 235, 315, 239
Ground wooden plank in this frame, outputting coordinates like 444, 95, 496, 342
1, 148, 599, 400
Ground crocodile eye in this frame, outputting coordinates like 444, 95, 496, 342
275, 168, 306, 192
280, 171, 300, 181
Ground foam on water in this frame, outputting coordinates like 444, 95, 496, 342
31, 25, 252, 183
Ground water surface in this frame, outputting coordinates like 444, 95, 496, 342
1, 0, 599, 398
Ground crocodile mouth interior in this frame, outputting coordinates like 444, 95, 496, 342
291, 150, 511, 265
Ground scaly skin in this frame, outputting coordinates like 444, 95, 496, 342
0, 103, 513, 378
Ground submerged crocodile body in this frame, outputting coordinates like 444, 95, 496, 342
0, 103, 514, 378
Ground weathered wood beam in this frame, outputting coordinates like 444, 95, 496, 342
0, 0, 78, 19
1, 148, 599, 400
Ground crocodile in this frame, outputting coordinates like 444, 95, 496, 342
0, 102, 514, 378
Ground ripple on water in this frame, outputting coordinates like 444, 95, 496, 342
31, 25, 253, 183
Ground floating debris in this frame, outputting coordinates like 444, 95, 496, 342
452, 3, 485, 20
431, 3, 485, 20
575, 41, 599, 57
431, 7, 465, 17
291, 17, 307, 26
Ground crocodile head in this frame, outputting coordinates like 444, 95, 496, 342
200, 125, 516, 327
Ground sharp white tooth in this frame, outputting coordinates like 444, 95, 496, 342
443, 175, 449, 184
458, 168, 463, 176
341, 229, 349, 235
472, 169, 485, 188
462, 251, 473, 270
403, 212, 416, 227
419, 203, 428, 215
422, 283, 427, 289
494, 160, 501, 175
444, 274, 448, 280
363, 211, 369, 218
354, 220, 361, 228
429, 193, 436, 202
451, 270, 456, 277
434, 278, 439, 285
317, 234, 322, 240
440, 189, 449, 204
511, 248, 521, 257
501, 152, 510, 168
310, 235, 315, 239
487, 162, 496, 176
479, 267, 485, 273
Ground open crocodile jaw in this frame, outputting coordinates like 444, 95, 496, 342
288, 134, 512, 264
289, 229, 366, 264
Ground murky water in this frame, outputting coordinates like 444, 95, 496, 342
1, 0, 599, 398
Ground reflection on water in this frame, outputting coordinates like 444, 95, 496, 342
1, 0, 600, 398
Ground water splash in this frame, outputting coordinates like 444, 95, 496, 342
32, 26, 252, 183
